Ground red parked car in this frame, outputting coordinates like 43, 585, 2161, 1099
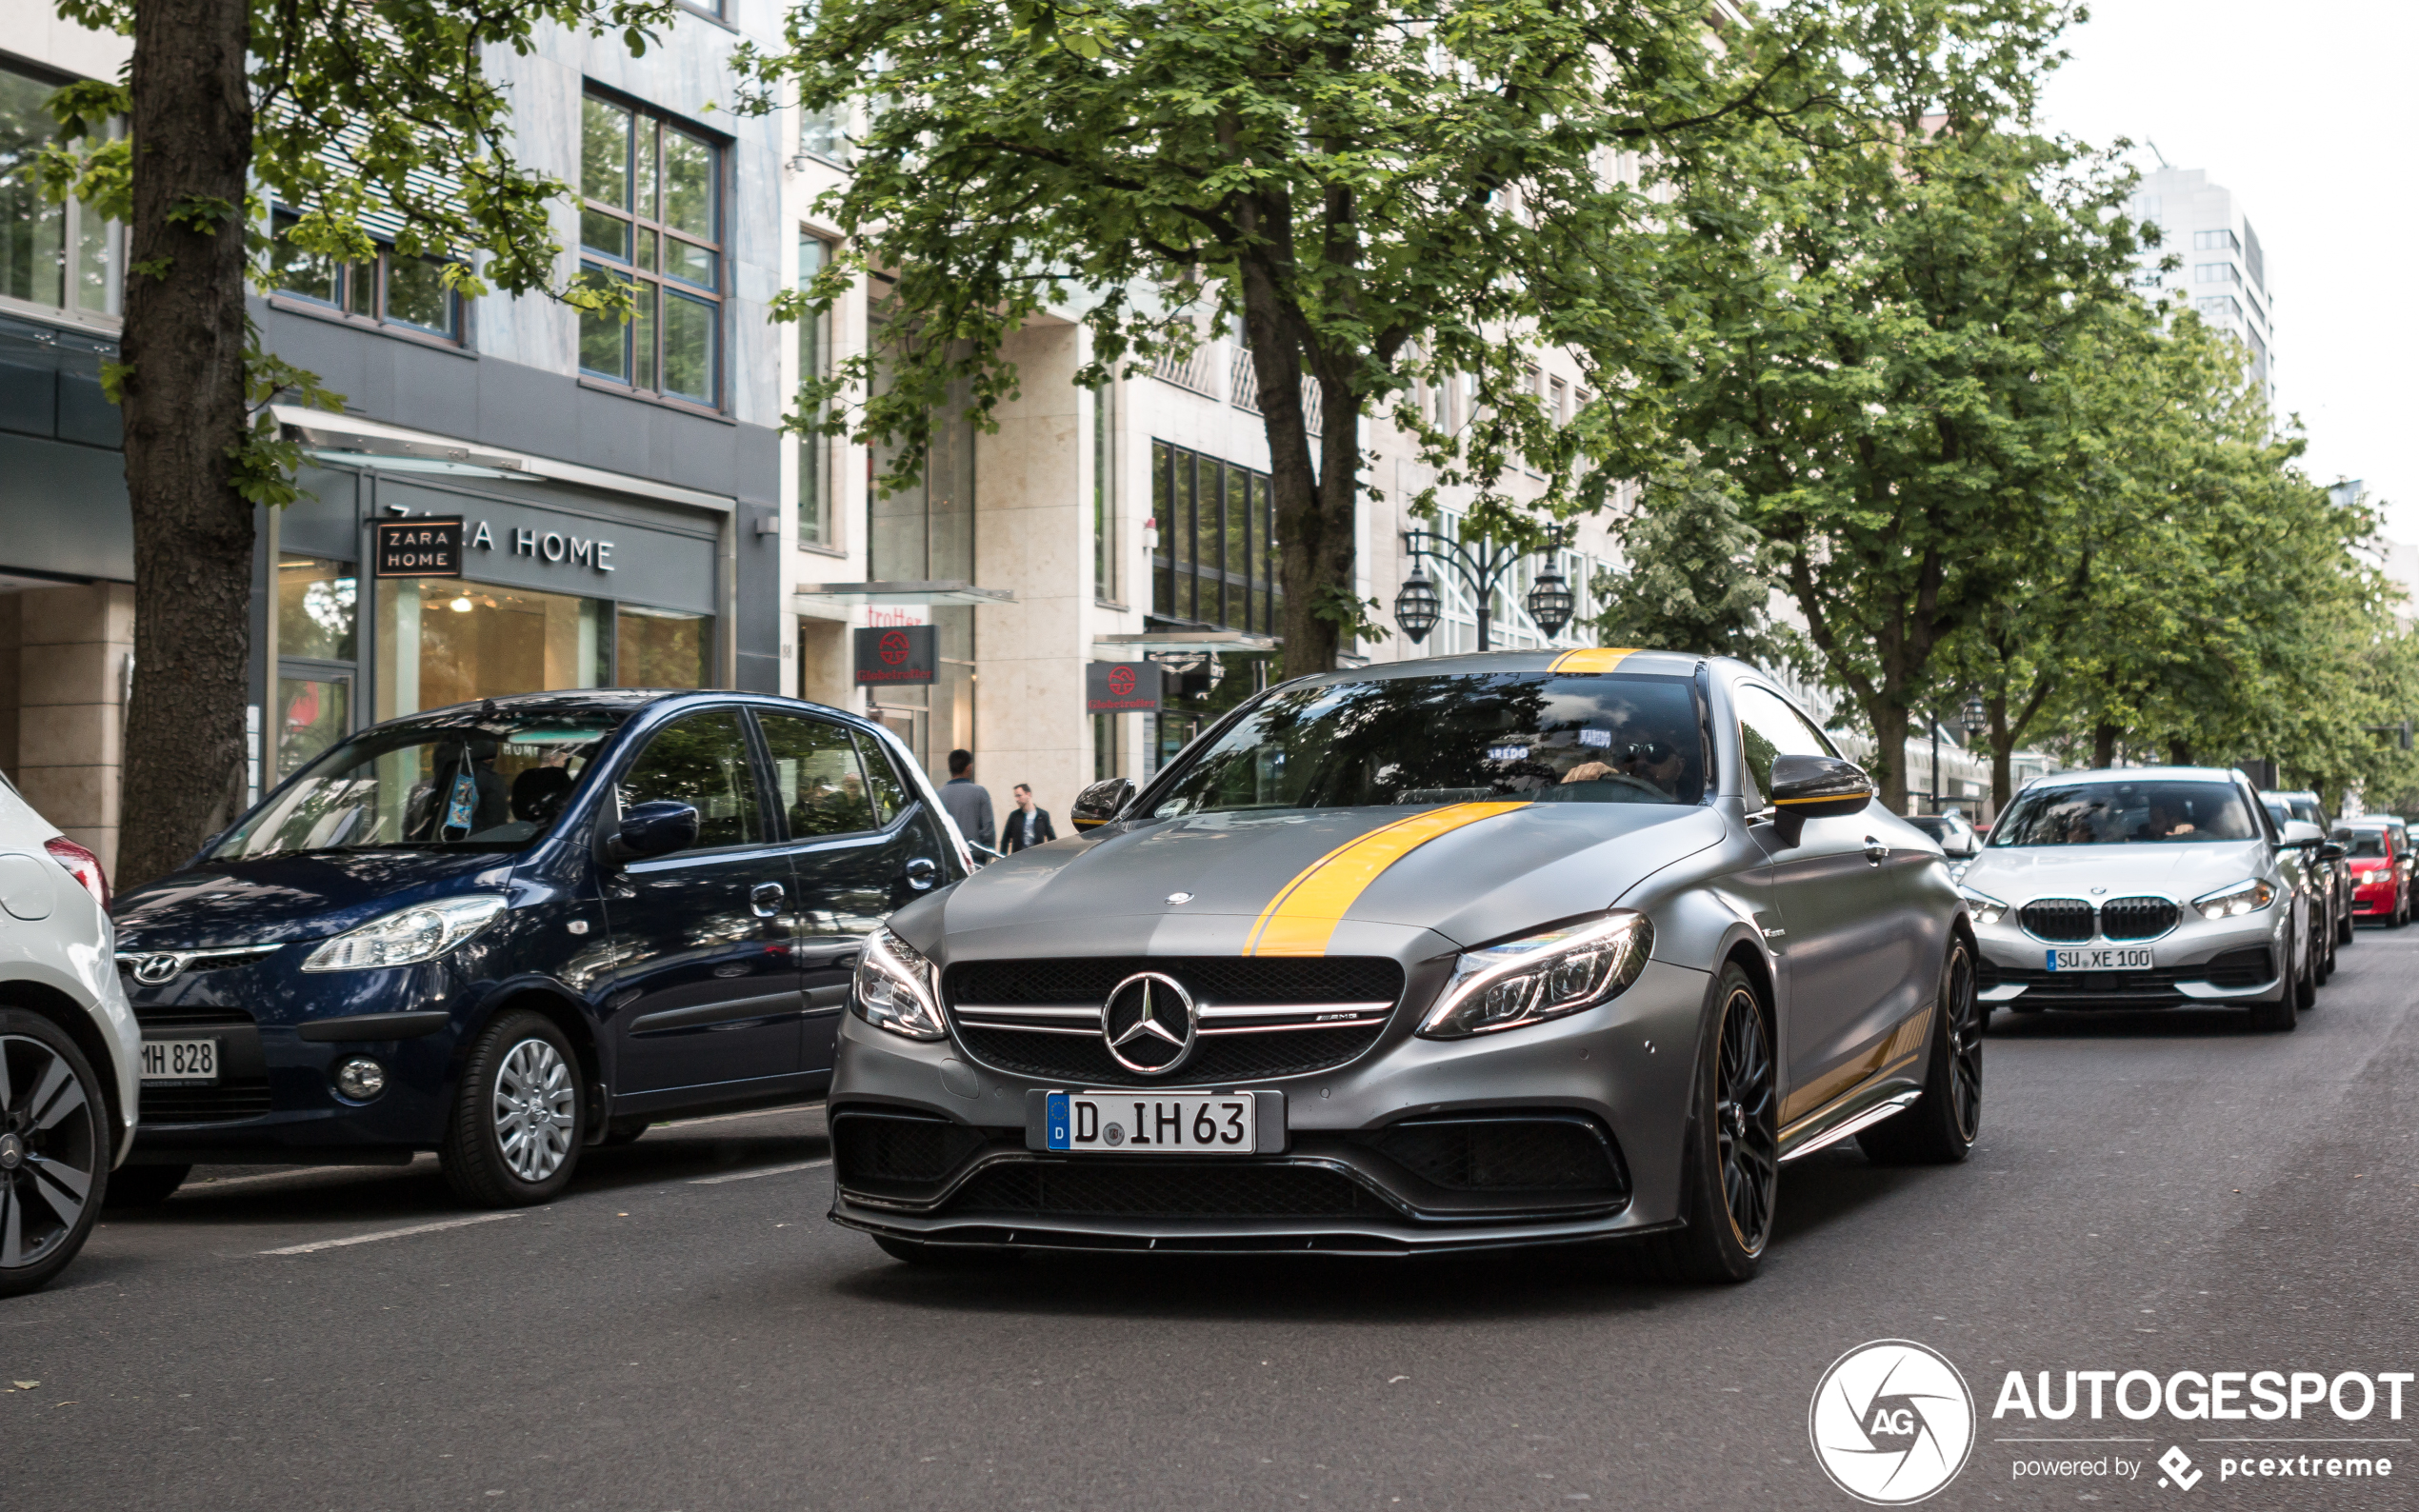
2336, 820, 2412, 926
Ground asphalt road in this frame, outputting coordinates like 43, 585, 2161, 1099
8, 930, 2417, 1512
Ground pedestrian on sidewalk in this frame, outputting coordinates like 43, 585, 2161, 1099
939, 748, 996, 853
1000, 783, 1057, 853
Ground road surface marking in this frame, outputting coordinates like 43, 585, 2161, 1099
259, 1212, 521, 1255
689, 1158, 831, 1185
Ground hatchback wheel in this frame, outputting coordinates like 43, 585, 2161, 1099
0, 1014, 108, 1298
441, 1010, 585, 1207
1627, 964, 1774, 1284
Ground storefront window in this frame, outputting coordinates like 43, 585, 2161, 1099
374, 580, 610, 721
277, 557, 357, 661
276, 673, 351, 781
616, 606, 711, 688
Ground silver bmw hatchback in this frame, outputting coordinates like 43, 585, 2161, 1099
827, 650, 1977, 1282
1958, 766, 2319, 1031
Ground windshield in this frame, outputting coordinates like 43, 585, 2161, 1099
1989, 780, 2258, 846
2288, 798, 2325, 826
210, 715, 627, 858
2338, 829, 2390, 858
1909, 817, 1957, 839
1149, 672, 1707, 818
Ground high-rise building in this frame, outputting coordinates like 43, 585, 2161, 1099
2129, 165, 2275, 405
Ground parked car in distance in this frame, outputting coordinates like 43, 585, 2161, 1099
0, 773, 140, 1295
1909, 811, 1981, 858
110, 689, 970, 1208
1958, 767, 2318, 1031
2334, 818, 2411, 928
2264, 790, 2351, 945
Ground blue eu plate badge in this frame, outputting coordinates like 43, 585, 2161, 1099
1046, 1091, 1071, 1151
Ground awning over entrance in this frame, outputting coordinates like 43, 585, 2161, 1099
794, 580, 1015, 607
1092, 629, 1278, 655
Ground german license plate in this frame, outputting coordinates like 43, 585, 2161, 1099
140, 1037, 219, 1084
1045, 1091, 1253, 1154
2047, 947, 2153, 971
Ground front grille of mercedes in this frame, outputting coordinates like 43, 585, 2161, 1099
943, 957, 1406, 1087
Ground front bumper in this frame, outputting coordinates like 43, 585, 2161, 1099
826, 957, 1711, 1254
2349, 877, 2399, 917
120, 953, 470, 1161
1971, 909, 2287, 1008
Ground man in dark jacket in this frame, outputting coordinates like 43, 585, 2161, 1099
938, 748, 996, 852
1000, 784, 1057, 852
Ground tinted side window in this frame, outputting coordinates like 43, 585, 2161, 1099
617, 708, 763, 847
851, 728, 910, 825
1734, 685, 1833, 801
759, 712, 876, 837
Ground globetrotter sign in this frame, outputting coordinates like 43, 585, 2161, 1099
854, 625, 937, 686
1086, 660, 1162, 713
371, 516, 464, 577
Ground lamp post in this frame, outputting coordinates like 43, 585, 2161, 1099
1394, 525, 1573, 649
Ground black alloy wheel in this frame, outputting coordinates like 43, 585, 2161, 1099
1626, 963, 1775, 1284
2292, 922, 2318, 1012
0, 1013, 109, 1297
2338, 887, 2354, 944
1861, 939, 1982, 1164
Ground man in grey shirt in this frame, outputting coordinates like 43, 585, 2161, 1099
938, 748, 995, 854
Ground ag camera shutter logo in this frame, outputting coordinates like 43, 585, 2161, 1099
1810, 1340, 1977, 1503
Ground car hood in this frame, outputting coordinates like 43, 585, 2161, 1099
112, 850, 518, 949
913, 802, 1727, 960
1959, 841, 2272, 903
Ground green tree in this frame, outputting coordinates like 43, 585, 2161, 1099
1588, 445, 1800, 670
1655, 3, 2146, 809
45, 0, 667, 886
737, 0, 1863, 680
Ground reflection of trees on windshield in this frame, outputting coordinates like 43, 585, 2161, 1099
1991, 782, 2257, 846
1152, 675, 1705, 815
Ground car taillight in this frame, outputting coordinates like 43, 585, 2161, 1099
43, 836, 109, 911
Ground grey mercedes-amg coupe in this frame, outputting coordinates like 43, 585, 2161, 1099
827, 649, 1978, 1282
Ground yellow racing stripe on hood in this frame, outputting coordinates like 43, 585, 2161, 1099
1549, 647, 1642, 674
1243, 802, 1531, 957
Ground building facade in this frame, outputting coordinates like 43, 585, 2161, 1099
2130, 164, 2276, 405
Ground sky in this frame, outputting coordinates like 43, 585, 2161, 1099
2038, 0, 2419, 543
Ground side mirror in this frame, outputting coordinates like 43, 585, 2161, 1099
1761, 753, 1874, 847
2319, 843, 2347, 863
2279, 819, 2326, 847
609, 800, 700, 863
1070, 777, 1135, 831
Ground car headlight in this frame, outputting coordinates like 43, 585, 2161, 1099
852, 927, 947, 1041
1959, 886, 2009, 925
1418, 912, 1652, 1040
2193, 879, 2275, 920
300, 896, 508, 971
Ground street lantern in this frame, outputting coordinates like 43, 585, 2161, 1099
1962, 695, 1988, 742
1393, 567, 1441, 644
1526, 563, 1575, 639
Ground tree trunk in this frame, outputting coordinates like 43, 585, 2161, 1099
1867, 701, 1910, 814
1987, 694, 2014, 819
2092, 722, 2120, 769
1240, 260, 1346, 681
115, 0, 255, 888
2167, 737, 2192, 766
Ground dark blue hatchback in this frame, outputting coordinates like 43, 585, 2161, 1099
108, 690, 969, 1206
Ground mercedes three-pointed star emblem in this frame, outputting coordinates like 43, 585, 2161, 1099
1100, 970, 1197, 1076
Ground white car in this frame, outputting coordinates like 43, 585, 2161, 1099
0, 773, 141, 1295
1958, 766, 2317, 1032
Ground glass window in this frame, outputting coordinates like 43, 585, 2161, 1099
1991, 780, 2258, 846
275, 673, 351, 781
1733, 684, 1836, 803
579, 90, 723, 408
615, 606, 711, 688
1150, 439, 1273, 634
796, 234, 832, 547
616, 708, 762, 848
372, 579, 610, 722
0, 65, 120, 318
277, 557, 358, 662
2193, 229, 2241, 252
1092, 381, 1115, 600
1149, 672, 1708, 817
759, 712, 876, 837
850, 728, 909, 825
269, 212, 460, 338
213, 713, 624, 856
2193, 262, 2241, 286
798, 103, 852, 166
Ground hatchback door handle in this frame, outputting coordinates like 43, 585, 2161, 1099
1863, 836, 1889, 865
750, 882, 786, 917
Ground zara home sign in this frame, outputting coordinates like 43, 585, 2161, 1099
454, 520, 617, 573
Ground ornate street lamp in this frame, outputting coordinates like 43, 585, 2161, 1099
1393, 567, 1442, 645
1525, 563, 1575, 639
1962, 695, 1989, 743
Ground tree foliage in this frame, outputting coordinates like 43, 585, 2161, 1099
1587, 446, 1800, 670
